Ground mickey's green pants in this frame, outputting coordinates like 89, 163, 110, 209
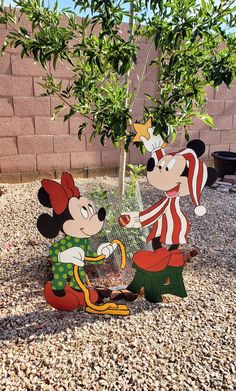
51, 262, 86, 291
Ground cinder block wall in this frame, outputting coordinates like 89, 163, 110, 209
0, 15, 235, 182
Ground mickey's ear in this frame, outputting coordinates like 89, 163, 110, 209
38, 187, 51, 208
205, 167, 217, 187
187, 139, 206, 158
37, 213, 59, 239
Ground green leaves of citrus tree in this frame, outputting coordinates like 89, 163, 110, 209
141, 0, 236, 141
0, 0, 236, 148
0, 0, 138, 151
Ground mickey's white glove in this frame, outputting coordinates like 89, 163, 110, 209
58, 246, 85, 267
121, 211, 141, 229
97, 242, 118, 258
140, 127, 165, 152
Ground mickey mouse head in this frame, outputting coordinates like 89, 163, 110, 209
147, 139, 217, 216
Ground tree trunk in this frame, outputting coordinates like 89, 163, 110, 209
118, 139, 127, 202
118, 0, 134, 202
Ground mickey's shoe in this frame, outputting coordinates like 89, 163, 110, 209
132, 248, 170, 272
168, 249, 184, 267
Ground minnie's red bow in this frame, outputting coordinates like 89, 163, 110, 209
41, 172, 80, 215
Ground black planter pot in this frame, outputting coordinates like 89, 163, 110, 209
212, 151, 236, 178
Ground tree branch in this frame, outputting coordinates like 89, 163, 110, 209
129, 42, 155, 109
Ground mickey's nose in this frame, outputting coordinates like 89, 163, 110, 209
147, 158, 155, 172
98, 207, 106, 221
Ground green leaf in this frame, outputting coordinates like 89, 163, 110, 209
53, 55, 58, 70
53, 0, 59, 12
89, 131, 96, 144
201, 0, 206, 11
64, 108, 76, 122
171, 130, 177, 144
78, 122, 87, 140
51, 105, 65, 121
197, 113, 215, 128
223, 71, 233, 88
185, 131, 190, 142
100, 134, 106, 146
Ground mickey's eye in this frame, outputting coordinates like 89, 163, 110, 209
88, 204, 95, 216
166, 158, 176, 171
158, 161, 165, 169
81, 206, 89, 219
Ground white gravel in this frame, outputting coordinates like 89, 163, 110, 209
0, 178, 235, 391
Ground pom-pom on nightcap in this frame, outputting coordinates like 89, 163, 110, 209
194, 205, 206, 216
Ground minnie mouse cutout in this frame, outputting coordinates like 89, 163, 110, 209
37, 172, 129, 315
119, 119, 217, 303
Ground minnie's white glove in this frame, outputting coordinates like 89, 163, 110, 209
140, 127, 165, 152
58, 247, 85, 267
97, 242, 118, 258
120, 211, 141, 229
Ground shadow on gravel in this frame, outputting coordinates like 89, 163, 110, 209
2, 258, 234, 344
21, 255, 50, 285
0, 309, 103, 342
3, 255, 49, 286
0, 302, 159, 342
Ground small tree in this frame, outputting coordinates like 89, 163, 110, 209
0, 0, 147, 201
0, 0, 236, 198
141, 0, 236, 142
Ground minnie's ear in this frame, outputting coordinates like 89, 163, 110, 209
37, 213, 59, 239
187, 139, 206, 158
205, 167, 217, 187
38, 187, 51, 208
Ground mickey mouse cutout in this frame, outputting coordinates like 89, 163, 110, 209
119, 119, 217, 302
37, 172, 129, 315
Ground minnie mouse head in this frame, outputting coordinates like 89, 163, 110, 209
37, 172, 106, 239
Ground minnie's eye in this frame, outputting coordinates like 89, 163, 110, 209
166, 158, 176, 172
88, 204, 95, 216
158, 161, 165, 169
81, 206, 89, 219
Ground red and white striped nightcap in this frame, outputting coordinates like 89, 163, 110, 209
176, 148, 208, 216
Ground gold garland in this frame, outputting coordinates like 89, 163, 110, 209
73, 239, 129, 316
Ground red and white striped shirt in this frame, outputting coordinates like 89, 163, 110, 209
139, 196, 190, 245
140, 147, 190, 245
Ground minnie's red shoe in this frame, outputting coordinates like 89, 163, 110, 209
44, 282, 79, 311
65, 284, 99, 307
133, 248, 170, 272
44, 282, 99, 311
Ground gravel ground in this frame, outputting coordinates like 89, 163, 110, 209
0, 177, 235, 391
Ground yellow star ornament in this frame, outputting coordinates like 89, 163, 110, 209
133, 118, 153, 142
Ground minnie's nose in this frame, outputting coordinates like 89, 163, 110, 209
147, 158, 155, 172
98, 207, 106, 221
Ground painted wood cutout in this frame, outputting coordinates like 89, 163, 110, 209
37, 172, 129, 316
119, 119, 217, 303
